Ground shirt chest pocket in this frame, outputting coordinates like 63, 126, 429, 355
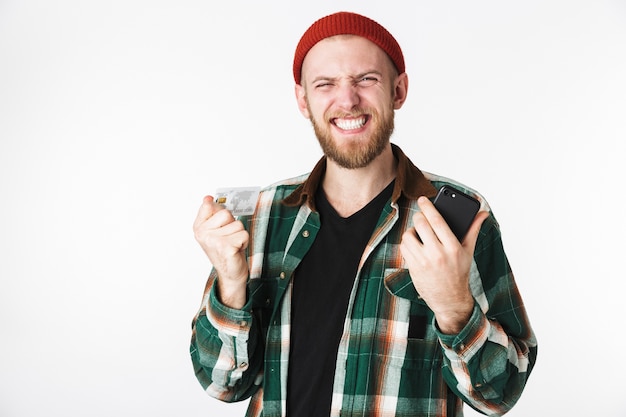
372, 303, 441, 371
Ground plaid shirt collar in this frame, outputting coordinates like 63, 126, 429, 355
282, 143, 438, 210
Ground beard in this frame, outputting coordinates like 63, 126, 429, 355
308, 102, 395, 169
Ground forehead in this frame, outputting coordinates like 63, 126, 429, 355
301, 35, 394, 80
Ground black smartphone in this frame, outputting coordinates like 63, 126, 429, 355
432, 185, 480, 242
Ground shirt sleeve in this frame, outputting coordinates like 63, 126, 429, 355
190, 272, 264, 402
435, 216, 538, 416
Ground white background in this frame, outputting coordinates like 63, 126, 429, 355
1, 1, 625, 416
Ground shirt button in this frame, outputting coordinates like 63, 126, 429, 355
240, 320, 247, 327
239, 362, 248, 369
302, 230, 310, 238
279, 272, 286, 279
459, 343, 466, 351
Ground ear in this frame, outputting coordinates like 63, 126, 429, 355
295, 84, 310, 118
393, 72, 409, 110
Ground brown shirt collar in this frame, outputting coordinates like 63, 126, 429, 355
282, 144, 438, 210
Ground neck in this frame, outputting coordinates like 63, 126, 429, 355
322, 144, 397, 217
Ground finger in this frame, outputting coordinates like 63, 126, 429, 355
194, 217, 244, 250
401, 226, 422, 248
193, 195, 226, 229
196, 220, 249, 256
215, 229, 250, 257
194, 195, 215, 225
461, 210, 490, 250
417, 196, 461, 245
204, 207, 238, 230
227, 229, 250, 251
400, 227, 423, 262
413, 200, 446, 245
207, 218, 245, 237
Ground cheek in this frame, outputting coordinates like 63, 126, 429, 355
306, 98, 329, 121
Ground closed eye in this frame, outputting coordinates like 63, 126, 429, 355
358, 77, 378, 87
355, 72, 382, 87
312, 78, 336, 90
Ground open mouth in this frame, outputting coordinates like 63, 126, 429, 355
332, 115, 369, 131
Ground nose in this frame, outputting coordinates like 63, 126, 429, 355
335, 83, 360, 111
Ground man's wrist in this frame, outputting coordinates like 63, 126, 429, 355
434, 300, 474, 335
216, 276, 248, 310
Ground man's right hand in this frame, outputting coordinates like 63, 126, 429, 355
193, 195, 249, 309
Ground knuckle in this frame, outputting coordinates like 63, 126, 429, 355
430, 215, 447, 230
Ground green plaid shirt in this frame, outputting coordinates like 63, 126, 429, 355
190, 145, 537, 417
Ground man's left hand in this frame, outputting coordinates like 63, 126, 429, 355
400, 196, 489, 334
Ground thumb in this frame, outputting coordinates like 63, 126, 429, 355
462, 210, 489, 250
195, 195, 224, 225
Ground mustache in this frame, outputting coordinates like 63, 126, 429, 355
325, 108, 371, 120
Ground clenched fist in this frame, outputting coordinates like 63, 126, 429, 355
193, 196, 249, 309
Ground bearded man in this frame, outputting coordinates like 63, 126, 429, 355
190, 11, 537, 417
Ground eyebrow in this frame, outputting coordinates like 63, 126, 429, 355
311, 70, 384, 84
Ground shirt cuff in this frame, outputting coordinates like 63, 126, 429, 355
206, 281, 253, 338
436, 303, 489, 359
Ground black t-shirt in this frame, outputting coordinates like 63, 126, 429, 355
286, 181, 394, 417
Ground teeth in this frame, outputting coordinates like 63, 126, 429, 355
335, 116, 366, 130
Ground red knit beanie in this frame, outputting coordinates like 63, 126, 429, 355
293, 11, 405, 85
